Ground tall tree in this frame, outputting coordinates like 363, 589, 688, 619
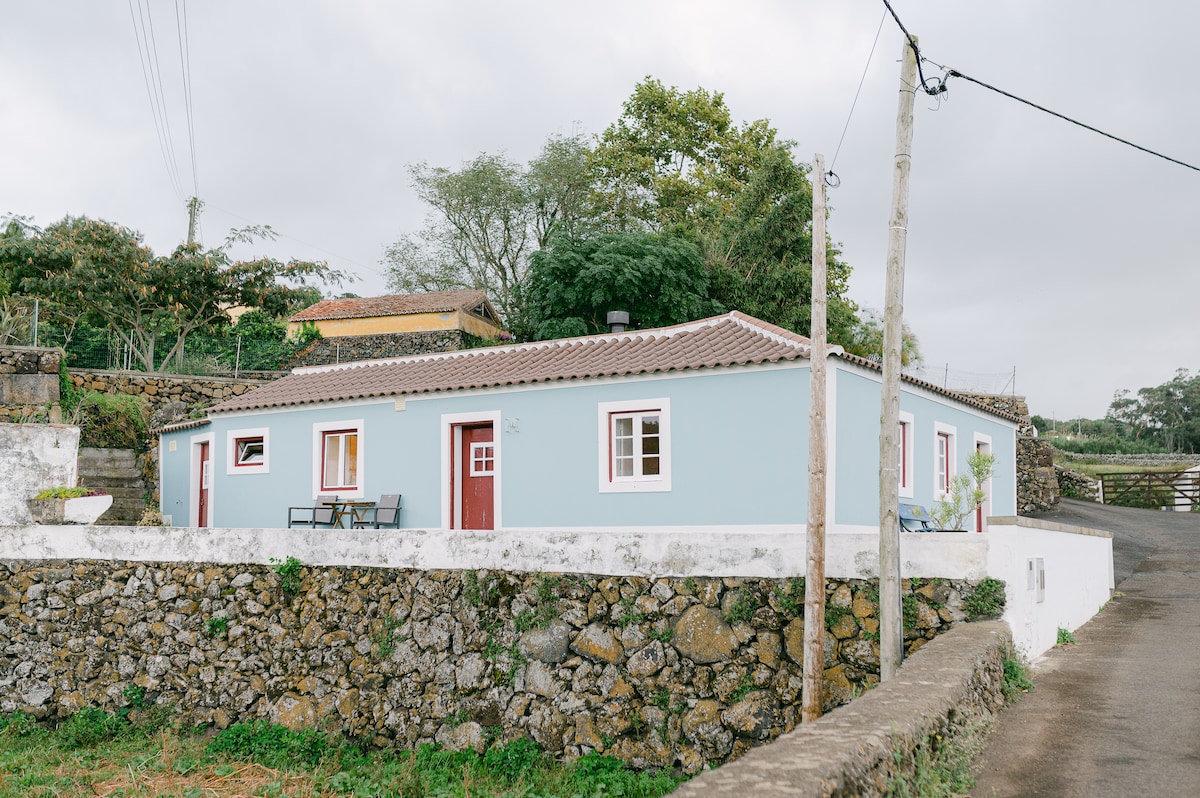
587, 77, 862, 342
3, 216, 339, 372
383, 133, 593, 332
525, 231, 717, 339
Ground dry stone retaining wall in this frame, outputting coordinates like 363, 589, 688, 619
286, 331, 466, 369
67, 369, 275, 418
0, 346, 61, 421
0, 560, 993, 773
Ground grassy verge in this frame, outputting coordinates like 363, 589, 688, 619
0, 711, 683, 797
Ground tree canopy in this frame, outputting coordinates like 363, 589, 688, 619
1, 215, 341, 372
526, 231, 717, 340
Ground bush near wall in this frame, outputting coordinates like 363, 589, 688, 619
0, 561, 1001, 773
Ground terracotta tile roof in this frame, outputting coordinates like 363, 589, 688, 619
206, 309, 1020, 425
288, 290, 494, 323
209, 312, 811, 414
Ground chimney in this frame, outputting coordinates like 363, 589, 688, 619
606, 311, 630, 333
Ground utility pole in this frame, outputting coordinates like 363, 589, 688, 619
186, 196, 201, 245
802, 153, 829, 723
879, 35, 919, 682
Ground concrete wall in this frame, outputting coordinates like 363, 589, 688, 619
0, 423, 80, 524
988, 516, 1114, 659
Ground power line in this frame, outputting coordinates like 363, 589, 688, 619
175, 0, 200, 196
127, 0, 184, 199
881, 0, 1200, 174
828, 8, 888, 180
935, 64, 1200, 174
142, 0, 185, 188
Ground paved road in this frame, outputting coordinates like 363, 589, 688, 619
970, 499, 1200, 797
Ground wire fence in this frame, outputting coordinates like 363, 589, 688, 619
31, 328, 298, 376
906, 364, 1017, 395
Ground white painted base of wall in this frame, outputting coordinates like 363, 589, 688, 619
0, 516, 1110, 660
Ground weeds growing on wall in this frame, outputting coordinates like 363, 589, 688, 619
69, 390, 150, 451
885, 718, 991, 798
962, 577, 1006, 620
269, 556, 304, 595
1001, 655, 1034, 702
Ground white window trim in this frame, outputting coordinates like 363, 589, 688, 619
226, 427, 270, 474
973, 432, 993, 532
933, 422, 957, 499
190, 431, 215, 527
597, 398, 672, 493
898, 411, 915, 499
312, 419, 365, 499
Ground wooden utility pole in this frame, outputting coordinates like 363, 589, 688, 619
879, 36, 919, 682
802, 153, 829, 722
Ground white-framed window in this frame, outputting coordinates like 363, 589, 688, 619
898, 412, 914, 499
226, 427, 269, 474
934, 423, 957, 497
597, 398, 672, 493
312, 419, 365, 498
470, 441, 495, 476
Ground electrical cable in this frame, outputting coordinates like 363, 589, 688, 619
936, 64, 1200, 174
142, 0, 185, 189
827, 8, 888, 187
127, 0, 184, 199
175, 0, 200, 196
881, 1, 1200, 174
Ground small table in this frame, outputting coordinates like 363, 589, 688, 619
328, 500, 375, 529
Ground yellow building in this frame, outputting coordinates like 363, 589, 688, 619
287, 290, 507, 340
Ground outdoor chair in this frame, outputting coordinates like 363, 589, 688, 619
288, 495, 337, 528
352, 494, 402, 529
899, 502, 934, 533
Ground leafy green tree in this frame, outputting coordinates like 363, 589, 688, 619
3, 216, 340, 372
839, 308, 923, 367
587, 77, 859, 340
588, 77, 776, 235
384, 134, 593, 330
525, 232, 717, 339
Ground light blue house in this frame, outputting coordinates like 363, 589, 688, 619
157, 312, 1019, 532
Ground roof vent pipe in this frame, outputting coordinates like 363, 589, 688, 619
606, 311, 630, 334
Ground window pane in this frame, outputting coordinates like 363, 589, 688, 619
237, 438, 264, 465
615, 417, 632, 437
324, 435, 342, 487
642, 456, 660, 476
642, 436, 659, 456
344, 434, 358, 486
614, 457, 633, 477
615, 437, 633, 457
641, 416, 659, 436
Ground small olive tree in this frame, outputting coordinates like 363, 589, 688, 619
931, 449, 996, 530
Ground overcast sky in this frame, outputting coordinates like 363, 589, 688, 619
4, 1, 1196, 420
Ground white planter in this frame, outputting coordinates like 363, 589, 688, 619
27, 494, 113, 524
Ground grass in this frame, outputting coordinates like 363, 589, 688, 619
0, 711, 685, 797
885, 719, 991, 798
1056, 626, 1077, 645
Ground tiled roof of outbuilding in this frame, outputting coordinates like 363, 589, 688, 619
288, 289, 494, 322
209, 312, 810, 414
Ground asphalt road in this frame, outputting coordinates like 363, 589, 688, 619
970, 499, 1200, 797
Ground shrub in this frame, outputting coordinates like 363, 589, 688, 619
57, 707, 124, 748
71, 391, 150, 451
963, 577, 1006, 620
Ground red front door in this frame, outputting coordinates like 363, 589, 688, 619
458, 424, 495, 530
198, 442, 211, 527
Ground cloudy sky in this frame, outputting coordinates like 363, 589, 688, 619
3, 1, 1196, 420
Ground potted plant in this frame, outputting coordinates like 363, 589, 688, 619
27, 487, 113, 525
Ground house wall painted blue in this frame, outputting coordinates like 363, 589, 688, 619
159, 353, 1018, 532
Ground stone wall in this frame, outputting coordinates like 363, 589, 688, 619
672, 621, 1010, 798
1056, 466, 1099, 502
286, 331, 467, 369
1060, 452, 1200, 466
960, 393, 1059, 514
67, 369, 276, 418
0, 560, 995, 773
0, 346, 61, 421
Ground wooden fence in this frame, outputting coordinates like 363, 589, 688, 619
1100, 470, 1200, 510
